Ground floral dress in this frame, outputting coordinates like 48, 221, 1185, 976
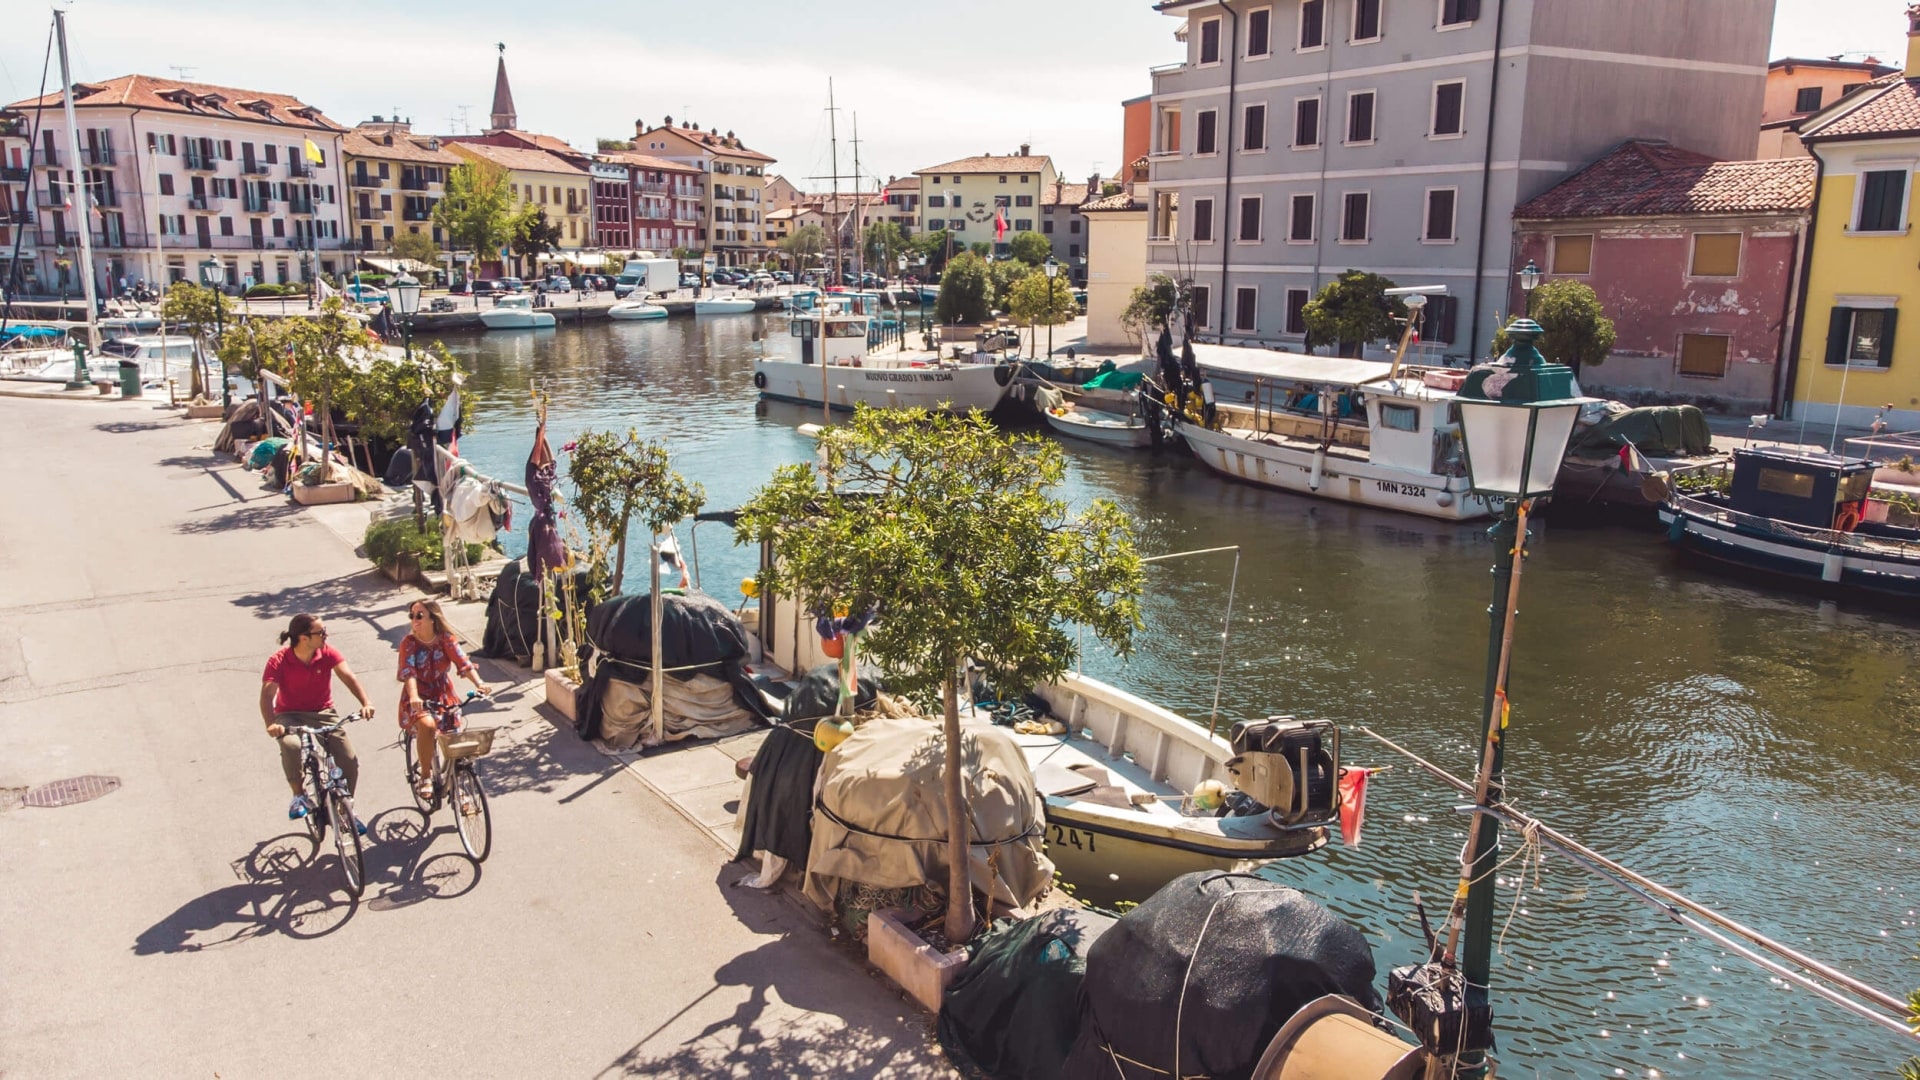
398, 632, 472, 733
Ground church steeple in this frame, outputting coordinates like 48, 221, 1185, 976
489, 43, 517, 131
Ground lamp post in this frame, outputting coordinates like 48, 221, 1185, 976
199, 258, 228, 407
1044, 256, 1060, 362
1518, 259, 1541, 318
388, 273, 422, 362
1443, 318, 1594, 1075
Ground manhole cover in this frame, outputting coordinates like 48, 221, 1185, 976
22, 775, 121, 808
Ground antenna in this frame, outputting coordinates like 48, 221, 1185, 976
168, 65, 197, 81
452, 105, 470, 134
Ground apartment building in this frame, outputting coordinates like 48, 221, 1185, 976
0, 112, 34, 294
596, 151, 704, 253
445, 141, 591, 260
591, 160, 632, 251
342, 119, 460, 255
1144, 0, 1771, 361
916, 148, 1060, 258
631, 117, 775, 267
1041, 179, 1091, 283
1757, 57, 1896, 158
5, 74, 351, 296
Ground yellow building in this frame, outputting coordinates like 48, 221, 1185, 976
342, 121, 461, 257
445, 140, 591, 273
915, 147, 1058, 259
1794, 16, 1920, 432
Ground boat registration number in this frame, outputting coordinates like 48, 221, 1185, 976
1047, 824, 1097, 852
1376, 480, 1427, 498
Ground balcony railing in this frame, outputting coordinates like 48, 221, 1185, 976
288, 161, 313, 179
402, 208, 432, 221
91, 190, 119, 208
243, 195, 271, 214
37, 148, 60, 168
184, 150, 217, 171
241, 160, 269, 176
35, 189, 64, 208
349, 174, 380, 188
0, 165, 27, 183
187, 194, 223, 211
400, 177, 431, 191
81, 146, 116, 166
287, 199, 315, 215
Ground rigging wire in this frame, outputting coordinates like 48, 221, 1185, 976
0, 20, 56, 340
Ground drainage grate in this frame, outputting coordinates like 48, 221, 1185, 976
22, 775, 122, 808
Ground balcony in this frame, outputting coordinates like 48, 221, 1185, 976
91, 190, 120, 208
241, 160, 269, 176
713, 189, 732, 201
37, 148, 60, 168
1, 207, 29, 225
287, 199, 315, 215
349, 173, 380, 188
34, 189, 64, 208
0, 165, 27, 183
184, 151, 217, 171
187, 193, 223, 211
402, 208, 432, 221
288, 161, 313, 179
400, 176, 431, 191
243, 194, 271, 214
81, 146, 116, 166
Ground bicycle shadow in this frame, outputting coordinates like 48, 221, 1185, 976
132, 831, 360, 954
359, 808, 483, 911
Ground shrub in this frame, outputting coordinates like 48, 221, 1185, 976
364, 517, 490, 572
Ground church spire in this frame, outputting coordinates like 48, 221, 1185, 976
489, 43, 517, 131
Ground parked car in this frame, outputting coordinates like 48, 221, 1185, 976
772, 271, 794, 284
748, 271, 775, 286
859, 271, 882, 288
679, 273, 700, 289
497, 277, 527, 294
539, 276, 572, 294
340, 282, 385, 303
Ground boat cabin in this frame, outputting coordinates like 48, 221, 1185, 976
1727, 448, 1874, 530
789, 297, 874, 366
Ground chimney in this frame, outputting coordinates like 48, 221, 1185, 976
1019, 143, 1031, 157
635, 118, 646, 139
1909, 4, 1920, 77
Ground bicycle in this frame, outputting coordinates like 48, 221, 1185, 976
289, 716, 366, 898
402, 693, 495, 862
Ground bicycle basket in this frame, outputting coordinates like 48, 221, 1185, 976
438, 727, 496, 760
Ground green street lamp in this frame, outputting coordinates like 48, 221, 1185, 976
1043, 255, 1059, 362
1442, 317, 1595, 1075
388, 273, 422, 362
199, 259, 228, 407
1518, 259, 1541, 318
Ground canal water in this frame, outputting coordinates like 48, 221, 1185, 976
440, 316, 1919, 1079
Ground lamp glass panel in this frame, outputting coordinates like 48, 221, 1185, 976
391, 278, 422, 315
1523, 402, 1582, 497
1457, 400, 1532, 496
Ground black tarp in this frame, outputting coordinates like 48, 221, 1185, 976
473, 558, 591, 665
1060, 871, 1382, 1080
938, 906, 1118, 1080
575, 591, 772, 741
733, 663, 883, 874
1568, 402, 1713, 458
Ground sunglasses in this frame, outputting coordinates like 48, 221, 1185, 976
410, 612, 429, 622
305, 630, 328, 639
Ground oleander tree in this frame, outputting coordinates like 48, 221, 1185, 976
735, 405, 1143, 942
566, 429, 706, 595
1302, 270, 1406, 357
935, 252, 992, 325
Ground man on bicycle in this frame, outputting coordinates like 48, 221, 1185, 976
261, 613, 376, 827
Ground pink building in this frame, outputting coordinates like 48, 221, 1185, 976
597, 151, 703, 253
1512, 140, 1815, 415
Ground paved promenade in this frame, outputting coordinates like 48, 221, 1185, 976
0, 396, 950, 1078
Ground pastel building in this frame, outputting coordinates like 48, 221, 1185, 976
916, 148, 1060, 259
342, 119, 460, 256
630, 118, 775, 267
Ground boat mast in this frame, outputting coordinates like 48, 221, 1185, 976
827, 79, 840, 287
851, 113, 862, 282
54, 8, 101, 352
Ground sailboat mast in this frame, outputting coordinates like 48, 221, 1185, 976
851, 113, 862, 281
827, 79, 840, 286
53, 8, 101, 352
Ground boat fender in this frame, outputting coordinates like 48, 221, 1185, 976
994, 363, 1015, 387
1309, 448, 1326, 492
1667, 514, 1685, 542
1435, 491, 1455, 508
752, 371, 767, 389
1822, 550, 1844, 583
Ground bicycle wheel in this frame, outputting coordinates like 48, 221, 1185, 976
328, 789, 364, 898
451, 763, 491, 862
403, 735, 432, 816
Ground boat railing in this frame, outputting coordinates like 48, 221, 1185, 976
1671, 492, 1920, 558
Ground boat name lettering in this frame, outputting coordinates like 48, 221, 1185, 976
866, 372, 954, 383
1376, 481, 1427, 498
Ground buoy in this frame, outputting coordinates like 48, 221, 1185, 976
813, 718, 854, 753
1192, 778, 1227, 812
741, 576, 759, 598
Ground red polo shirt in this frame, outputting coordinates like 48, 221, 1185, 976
263, 645, 344, 713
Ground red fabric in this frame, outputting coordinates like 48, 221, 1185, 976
263, 644, 344, 713
994, 211, 1007, 240
398, 632, 471, 726
1338, 767, 1370, 847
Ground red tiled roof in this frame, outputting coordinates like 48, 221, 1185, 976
1081, 190, 1146, 212
915, 154, 1052, 175
1043, 182, 1090, 207
635, 124, 775, 162
7, 74, 342, 130
597, 150, 701, 174
342, 130, 461, 165
445, 141, 586, 175
1513, 140, 1815, 219
1802, 74, 1920, 140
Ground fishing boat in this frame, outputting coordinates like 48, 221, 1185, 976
0, 324, 74, 376
1178, 346, 1488, 521
1042, 400, 1153, 448
9, 334, 199, 385
918, 285, 939, 305
1657, 445, 1920, 600
607, 300, 668, 321
694, 295, 757, 315
752, 292, 1012, 414
478, 294, 556, 330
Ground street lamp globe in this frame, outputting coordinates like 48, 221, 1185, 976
1455, 318, 1594, 500
1518, 259, 1541, 295
199, 259, 225, 290
1044, 256, 1059, 280
389, 274, 423, 316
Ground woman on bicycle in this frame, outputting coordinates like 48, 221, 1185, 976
398, 599, 490, 800
261, 613, 376, 822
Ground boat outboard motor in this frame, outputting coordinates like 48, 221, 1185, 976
1226, 717, 1340, 828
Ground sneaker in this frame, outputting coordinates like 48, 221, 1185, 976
288, 794, 313, 820
353, 816, 369, 837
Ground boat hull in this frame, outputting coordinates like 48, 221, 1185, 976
1043, 408, 1153, 448
1659, 502, 1920, 600
1176, 420, 1489, 521
695, 299, 756, 315
607, 303, 668, 321
754, 359, 1011, 413
478, 311, 556, 329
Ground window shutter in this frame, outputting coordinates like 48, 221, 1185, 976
1824, 307, 1851, 366
1879, 309, 1899, 367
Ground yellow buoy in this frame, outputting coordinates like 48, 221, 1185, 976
741, 577, 759, 598
813, 718, 855, 753
1191, 778, 1227, 812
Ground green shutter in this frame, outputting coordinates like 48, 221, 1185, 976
1879, 309, 1899, 368
1825, 307, 1851, 366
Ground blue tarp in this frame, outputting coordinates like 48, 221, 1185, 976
1, 326, 64, 340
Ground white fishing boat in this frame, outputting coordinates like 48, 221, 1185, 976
10, 334, 199, 385
1178, 345, 1489, 521
478, 294, 556, 330
694, 294, 757, 315
1042, 400, 1153, 448
607, 300, 669, 321
752, 293, 1012, 414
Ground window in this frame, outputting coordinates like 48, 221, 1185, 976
380, 193, 392, 212
1825, 306, 1896, 368
1192, 197, 1214, 242
158, 174, 174, 196
1070, 218, 1081, 234
1432, 81, 1465, 137
1152, 190, 1178, 239
1341, 192, 1369, 242
928, 194, 945, 207
1353, 0, 1383, 41
1234, 287, 1259, 332
1794, 87, 1824, 113
1243, 104, 1267, 151
1298, 0, 1325, 49
1015, 194, 1033, 206
1042, 219, 1054, 234
1199, 17, 1222, 64
1014, 218, 1032, 231
1237, 195, 1262, 242
1380, 403, 1421, 432
1426, 296, 1460, 344
265, 144, 277, 164
1844, 81, 1865, 96
952, 219, 966, 232
999, 175, 1008, 184
1069, 243, 1081, 258
1756, 468, 1817, 498
1854, 169, 1908, 232
1285, 288, 1309, 334
1690, 233, 1741, 277
1294, 97, 1321, 148
1196, 110, 1219, 155
1440, 0, 1480, 26
1289, 193, 1315, 242
1678, 333, 1731, 378
1247, 7, 1272, 56
1424, 188, 1457, 242
1551, 233, 1593, 274
1191, 284, 1211, 327
219, 216, 233, 236
1347, 90, 1376, 144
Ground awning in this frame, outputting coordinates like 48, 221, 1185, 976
358, 256, 438, 275
534, 251, 608, 267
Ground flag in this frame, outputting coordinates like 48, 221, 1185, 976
303, 138, 324, 165
1338, 766, 1371, 847
994, 211, 1007, 240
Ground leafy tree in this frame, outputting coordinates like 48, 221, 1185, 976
1007, 230, 1051, 267
986, 259, 1028, 312
734, 406, 1143, 943
935, 252, 993, 324
671, 246, 698, 262
433, 162, 514, 264
596, 138, 635, 151
273, 298, 382, 483
343, 341, 471, 446
1302, 270, 1406, 357
968, 241, 991, 257
160, 281, 235, 399
1490, 278, 1617, 376
1120, 272, 1194, 346
603, 251, 628, 275
511, 205, 564, 271
862, 221, 910, 272
566, 429, 706, 596
390, 230, 441, 272
781, 224, 828, 268
1006, 270, 1078, 356
911, 229, 953, 275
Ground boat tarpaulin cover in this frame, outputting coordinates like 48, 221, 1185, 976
734, 664, 887, 874
1568, 402, 1713, 458
1060, 871, 1383, 1080
473, 558, 592, 664
802, 715, 1053, 914
575, 590, 773, 740
1080, 367, 1144, 392
938, 906, 1118, 1080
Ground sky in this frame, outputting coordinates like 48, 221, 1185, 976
0, 0, 1910, 192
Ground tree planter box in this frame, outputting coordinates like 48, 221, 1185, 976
545, 669, 581, 723
867, 908, 969, 1014
377, 554, 422, 586
184, 403, 226, 419
292, 480, 356, 506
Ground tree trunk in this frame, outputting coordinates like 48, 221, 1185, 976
611, 529, 627, 596
941, 672, 975, 943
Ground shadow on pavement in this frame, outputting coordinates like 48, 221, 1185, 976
132, 832, 360, 952
229, 572, 408, 631
94, 420, 176, 435
175, 502, 305, 536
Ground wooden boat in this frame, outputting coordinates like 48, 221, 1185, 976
1042, 402, 1152, 448
752, 293, 1011, 414
607, 300, 668, 321
1658, 446, 1920, 600
478, 294, 556, 330
694, 295, 757, 315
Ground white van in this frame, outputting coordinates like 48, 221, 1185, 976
614, 259, 681, 298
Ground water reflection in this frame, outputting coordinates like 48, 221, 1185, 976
446, 320, 1920, 1079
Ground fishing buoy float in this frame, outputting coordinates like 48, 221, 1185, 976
1191, 778, 1227, 812
741, 576, 759, 598
814, 718, 855, 753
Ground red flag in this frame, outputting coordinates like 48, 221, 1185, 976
1338, 767, 1370, 847
994, 211, 1007, 240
